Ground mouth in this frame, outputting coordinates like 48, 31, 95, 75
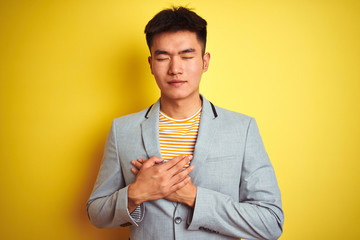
167, 80, 187, 86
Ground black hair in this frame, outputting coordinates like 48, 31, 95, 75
144, 6, 207, 54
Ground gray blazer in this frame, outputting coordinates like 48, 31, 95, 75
87, 96, 284, 240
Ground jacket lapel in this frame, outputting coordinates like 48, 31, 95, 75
140, 96, 220, 179
141, 99, 162, 159
190, 97, 220, 182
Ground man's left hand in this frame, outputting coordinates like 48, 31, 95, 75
131, 157, 197, 208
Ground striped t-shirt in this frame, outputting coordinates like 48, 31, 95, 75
130, 108, 202, 222
159, 108, 202, 167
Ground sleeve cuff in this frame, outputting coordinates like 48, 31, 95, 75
187, 186, 227, 231
129, 203, 145, 223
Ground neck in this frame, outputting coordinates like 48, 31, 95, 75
160, 95, 202, 119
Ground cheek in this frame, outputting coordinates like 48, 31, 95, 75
188, 62, 204, 76
152, 67, 167, 87
152, 64, 167, 76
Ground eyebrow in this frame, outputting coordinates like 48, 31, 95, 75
154, 48, 196, 56
154, 50, 169, 56
180, 48, 196, 54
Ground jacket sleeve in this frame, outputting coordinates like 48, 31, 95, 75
187, 118, 284, 240
86, 120, 144, 228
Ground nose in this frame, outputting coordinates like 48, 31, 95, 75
168, 57, 183, 75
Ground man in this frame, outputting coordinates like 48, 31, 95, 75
87, 6, 284, 240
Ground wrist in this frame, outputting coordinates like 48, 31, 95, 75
185, 185, 197, 208
128, 183, 144, 206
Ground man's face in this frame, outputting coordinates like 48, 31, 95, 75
148, 30, 210, 102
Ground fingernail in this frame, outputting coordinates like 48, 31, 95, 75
188, 155, 193, 160
189, 165, 194, 170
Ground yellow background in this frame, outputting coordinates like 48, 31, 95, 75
1, 0, 359, 239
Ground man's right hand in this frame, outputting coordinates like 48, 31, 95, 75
127, 155, 194, 213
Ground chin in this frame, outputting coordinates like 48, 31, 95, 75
161, 91, 198, 102
163, 94, 187, 101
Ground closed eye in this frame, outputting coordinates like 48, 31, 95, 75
156, 58, 169, 61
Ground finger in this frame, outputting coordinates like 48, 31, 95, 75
169, 165, 194, 185
142, 156, 163, 168
162, 155, 191, 170
169, 176, 191, 193
131, 160, 143, 170
154, 158, 165, 164
137, 158, 147, 164
167, 155, 193, 175
131, 167, 139, 175
161, 155, 185, 169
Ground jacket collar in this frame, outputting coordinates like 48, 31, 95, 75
144, 95, 218, 119
140, 95, 220, 181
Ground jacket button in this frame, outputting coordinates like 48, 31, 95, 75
174, 217, 182, 224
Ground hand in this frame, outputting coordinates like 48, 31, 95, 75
130, 158, 148, 175
131, 156, 197, 208
130, 156, 191, 175
128, 155, 194, 212
165, 180, 197, 208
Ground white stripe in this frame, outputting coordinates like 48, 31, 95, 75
159, 108, 201, 166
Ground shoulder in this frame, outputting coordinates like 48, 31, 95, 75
209, 103, 263, 141
212, 103, 253, 126
112, 107, 151, 128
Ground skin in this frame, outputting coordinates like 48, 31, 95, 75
148, 30, 210, 119
127, 155, 194, 212
127, 30, 210, 212
131, 157, 197, 207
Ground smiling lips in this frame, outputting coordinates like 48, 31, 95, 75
168, 80, 187, 86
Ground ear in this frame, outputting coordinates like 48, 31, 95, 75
148, 56, 153, 74
202, 52, 210, 72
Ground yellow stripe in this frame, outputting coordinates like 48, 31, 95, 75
159, 108, 201, 166
161, 148, 194, 153
160, 145, 195, 149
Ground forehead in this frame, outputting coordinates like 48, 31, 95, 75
151, 31, 202, 54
